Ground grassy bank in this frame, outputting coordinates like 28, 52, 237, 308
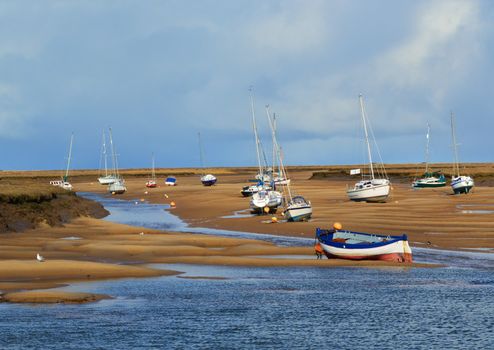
0, 179, 108, 232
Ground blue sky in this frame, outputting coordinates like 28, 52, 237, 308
0, 0, 493, 170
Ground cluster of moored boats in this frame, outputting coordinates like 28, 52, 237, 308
238, 90, 313, 222
48, 93, 478, 264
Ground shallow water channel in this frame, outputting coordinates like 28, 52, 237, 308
0, 193, 493, 349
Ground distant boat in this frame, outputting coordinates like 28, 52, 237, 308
107, 128, 127, 194
450, 112, 474, 194
247, 89, 282, 213
98, 130, 118, 185
250, 189, 283, 214
264, 105, 312, 221
50, 133, 74, 191
146, 153, 157, 188
198, 132, 217, 186
347, 94, 390, 202
412, 124, 446, 188
240, 182, 263, 197
315, 227, 413, 263
165, 176, 177, 186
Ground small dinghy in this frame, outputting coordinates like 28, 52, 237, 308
315, 224, 412, 263
201, 174, 217, 186
165, 176, 177, 186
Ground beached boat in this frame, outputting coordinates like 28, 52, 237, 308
250, 189, 283, 214
450, 112, 474, 194
50, 133, 74, 191
347, 95, 390, 202
98, 131, 118, 185
165, 176, 177, 186
107, 128, 127, 194
200, 174, 217, 186
412, 172, 446, 188
284, 195, 312, 222
264, 105, 311, 221
198, 132, 217, 186
241, 182, 263, 197
146, 153, 157, 188
412, 124, 446, 188
315, 226, 412, 263
247, 90, 282, 213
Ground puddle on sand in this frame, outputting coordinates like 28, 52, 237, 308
79, 192, 494, 269
456, 204, 494, 214
60, 236, 82, 240
221, 209, 256, 219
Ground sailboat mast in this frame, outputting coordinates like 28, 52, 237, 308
450, 112, 460, 177
151, 152, 156, 179
272, 111, 276, 176
359, 94, 374, 179
64, 133, 74, 180
265, 106, 292, 201
109, 128, 119, 178
249, 88, 263, 176
425, 123, 430, 174
103, 132, 108, 176
198, 132, 205, 176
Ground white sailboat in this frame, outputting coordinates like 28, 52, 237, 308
248, 90, 282, 213
146, 153, 157, 188
450, 112, 474, 194
347, 94, 390, 202
264, 106, 312, 221
50, 133, 74, 191
412, 123, 446, 188
98, 130, 118, 185
198, 132, 217, 186
270, 113, 290, 186
107, 128, 127, 194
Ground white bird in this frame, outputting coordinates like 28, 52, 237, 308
36, 253, 45, 262
139, 232, 144, 236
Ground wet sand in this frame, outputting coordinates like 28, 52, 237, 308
75, 171, 494, 250
3, 169, 492, 303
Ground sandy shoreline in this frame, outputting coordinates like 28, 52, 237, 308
2, 170, 492, 303
75, 171, 494, 251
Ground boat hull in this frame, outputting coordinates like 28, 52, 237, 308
451, 176, 474, 194
347, 183, 390, 202
201, 174, 217, 186
412, 179, 446, 188
316, 228, 412, 263
146, 181, 157, 188
284, 206, 312, 222
250, 191, 282, 214
98, 176, 117, 185
165, 177, 177, 186
108, 180, 127, 194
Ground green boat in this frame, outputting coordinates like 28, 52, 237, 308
412, 171, 446, 188
412, 123, 446, 188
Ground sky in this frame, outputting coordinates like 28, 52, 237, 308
0, 0, 493, 170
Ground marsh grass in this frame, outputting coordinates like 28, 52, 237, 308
0, 179, 69, 204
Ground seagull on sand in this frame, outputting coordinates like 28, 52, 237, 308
36, 253, 45, 262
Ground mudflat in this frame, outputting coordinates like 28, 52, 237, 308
2, 166, 492, 303
75, 169, 494, 251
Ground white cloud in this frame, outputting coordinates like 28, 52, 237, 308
375, 0, 482, 94
245, 0, 331, 56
